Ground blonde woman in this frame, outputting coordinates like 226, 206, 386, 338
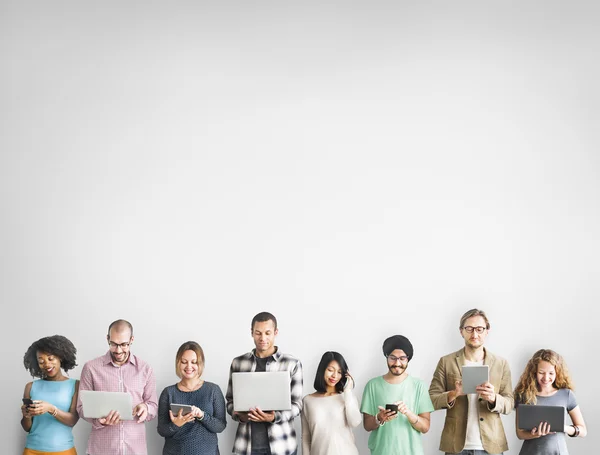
514, 349, 587, 454
157, 341, 226, 455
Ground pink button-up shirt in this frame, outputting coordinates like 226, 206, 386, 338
77, 352, 158, 455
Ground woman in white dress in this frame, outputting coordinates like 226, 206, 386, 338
301, 351, 362, 455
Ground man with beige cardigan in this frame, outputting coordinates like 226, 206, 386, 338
429, 309, 514, 455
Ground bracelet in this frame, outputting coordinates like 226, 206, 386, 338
374, 414, 385, 426
569, 425, 579, 437
50, 407, 58, 418
410, 415, 419, 425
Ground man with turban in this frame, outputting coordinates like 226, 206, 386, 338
360, 334, 434, 455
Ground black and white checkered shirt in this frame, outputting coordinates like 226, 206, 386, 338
226, 348, 303, 455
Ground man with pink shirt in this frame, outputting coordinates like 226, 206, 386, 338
77, 319, 158, 455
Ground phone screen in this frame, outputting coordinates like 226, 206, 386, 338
385, 404, 398, 413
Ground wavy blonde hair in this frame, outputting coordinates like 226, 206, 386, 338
514, 349, 574, 405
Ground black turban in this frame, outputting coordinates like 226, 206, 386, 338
382, 335, 414, 361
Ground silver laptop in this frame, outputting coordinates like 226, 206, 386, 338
232, 372, 291, 412
80, 390, 134, 420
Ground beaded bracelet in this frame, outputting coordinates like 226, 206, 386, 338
50, 407, 58, 418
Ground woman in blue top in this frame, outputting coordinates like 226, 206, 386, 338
157, 341, 227, 455
21, 335, 80, 455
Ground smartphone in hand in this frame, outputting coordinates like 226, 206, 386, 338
385, 404, 398, 413
22, 398, 34, 406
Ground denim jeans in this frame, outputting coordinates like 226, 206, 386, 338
250, 451, 296, 455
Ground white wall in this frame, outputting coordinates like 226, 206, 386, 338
1, 1, 598, 454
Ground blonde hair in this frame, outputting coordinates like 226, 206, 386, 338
514, 349, 575, 405
459, 308, 490, 330
175, 341, 205, 379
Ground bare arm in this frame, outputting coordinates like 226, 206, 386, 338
363, 407, 398, 432
566, 406, 587, 438
21, 383, 33, 432
57, 379, 80, 427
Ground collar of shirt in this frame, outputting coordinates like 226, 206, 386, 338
250, 346, 280, 362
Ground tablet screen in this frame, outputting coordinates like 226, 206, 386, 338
170, 403, 193, 416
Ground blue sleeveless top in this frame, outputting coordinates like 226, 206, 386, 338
27, 378, 77, 451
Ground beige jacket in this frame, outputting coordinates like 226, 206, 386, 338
429, 348, 514, 454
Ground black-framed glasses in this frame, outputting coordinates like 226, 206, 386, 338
108, 340, 131, 349
462, 326, 487, 334
386, 354, 408, 363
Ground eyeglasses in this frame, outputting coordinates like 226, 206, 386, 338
387, 354, 408, 363
462, 326, 487, 334
108, 341, 131, 349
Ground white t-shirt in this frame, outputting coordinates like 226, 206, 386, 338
463, 358, 485, 450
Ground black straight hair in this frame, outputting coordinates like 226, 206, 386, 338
314, 351, 350, 394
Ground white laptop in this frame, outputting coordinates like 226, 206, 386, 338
232, 372, 291, 412
80, 390, 134, 420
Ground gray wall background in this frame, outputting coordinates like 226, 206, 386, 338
1, 1, 597, 454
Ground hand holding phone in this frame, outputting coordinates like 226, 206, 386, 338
385, 403, 398, 413
22, 398, 34, 406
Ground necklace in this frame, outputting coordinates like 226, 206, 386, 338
179, 379, 203, 392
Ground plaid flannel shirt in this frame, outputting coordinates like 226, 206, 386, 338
226, 348, 303, 455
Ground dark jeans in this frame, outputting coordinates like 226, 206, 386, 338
250, 450, 297, 455
250, 449, 271, 455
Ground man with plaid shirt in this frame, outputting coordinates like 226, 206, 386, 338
226, 312, 303, 455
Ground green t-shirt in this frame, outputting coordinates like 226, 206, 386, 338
360, 375, 434, 455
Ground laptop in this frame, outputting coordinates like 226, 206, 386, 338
461, 365, 489, 394
232, 371, 291, 412
517, 404, 565, 432
79, 390, 134, 420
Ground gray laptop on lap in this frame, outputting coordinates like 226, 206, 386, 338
232, 372, 291, 412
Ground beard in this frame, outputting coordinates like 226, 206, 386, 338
389, 364, 407, 376
111, 351, 129, 363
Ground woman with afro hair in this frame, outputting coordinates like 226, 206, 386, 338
21, 334, 80, 455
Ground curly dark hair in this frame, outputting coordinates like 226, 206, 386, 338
23, 335, 77, 378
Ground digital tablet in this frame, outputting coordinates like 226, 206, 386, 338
461, 365, 489, 394
232, 371, 291, 412
170, 403, 193, 416
517, 404, 565, 432
79, 390, 134, 420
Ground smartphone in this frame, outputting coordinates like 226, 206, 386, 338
340, 376, 348, 389
22, 398, 34, 406
385, 404, 398, 413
